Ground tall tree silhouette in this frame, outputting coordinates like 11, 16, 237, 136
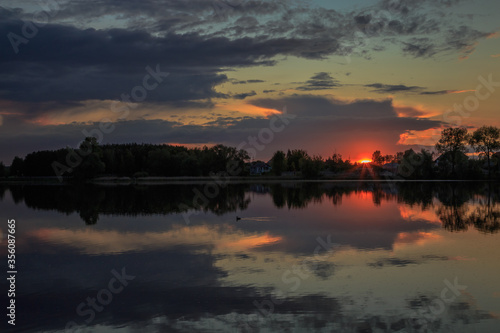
469, 126, 500, 178
10, 156, 24, 177
435, 127, 469, 177
270, 150, 286, 176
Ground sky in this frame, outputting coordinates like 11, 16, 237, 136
0, 0, 499, 163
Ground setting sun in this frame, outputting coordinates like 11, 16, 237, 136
359, 159, 372, 164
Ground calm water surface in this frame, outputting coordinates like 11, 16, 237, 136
1, 182, 499, 332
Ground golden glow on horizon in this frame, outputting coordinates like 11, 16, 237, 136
359, 159, 372, 164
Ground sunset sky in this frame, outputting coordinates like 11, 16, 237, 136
0, 0, 499, 163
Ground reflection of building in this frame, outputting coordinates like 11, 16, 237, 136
249, 161, 272, 175
249, 184, 271, 193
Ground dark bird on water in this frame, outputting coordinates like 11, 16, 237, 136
236, 216, 241, 221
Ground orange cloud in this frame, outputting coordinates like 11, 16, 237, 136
216, 101, 280, 118
486, 32, 500, 39
393, 102, 441, 118
448, 89, 476, 94
398, 128, 442, 146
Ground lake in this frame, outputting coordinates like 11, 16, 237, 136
1, 182, 499, 332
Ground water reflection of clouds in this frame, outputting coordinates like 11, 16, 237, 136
393, 231, 442, 248
2, 183, 500, 332
398, 204, 441, 224
25, 225, 282, 255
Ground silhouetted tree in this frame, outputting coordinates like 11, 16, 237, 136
403, 149, 434, 180
435, 127, 469, 177
300, 155, 323, 178
469, 126, 500, 178
73, 137, 105, 180
211, 144, 249, 175
270, 150, 286, 176
371, 150, 383, 165
24, 150, 59, 176
10, 156, 24, 177
286, 149, 309, 173
325, 153, 351, 173
395, 152, 404, 163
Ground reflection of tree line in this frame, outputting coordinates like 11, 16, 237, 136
436, 183, 500, 233
2, 182, 499, 232
399, 182, 500, 234
3, 184, 250, 225
269, 182, 402, 208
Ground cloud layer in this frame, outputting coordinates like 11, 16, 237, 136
0, 0, 496, 162
0, 95, 442, 162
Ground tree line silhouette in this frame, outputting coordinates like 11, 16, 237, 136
1, 126, 499, 180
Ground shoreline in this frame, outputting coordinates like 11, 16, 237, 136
0, 176, 497, 185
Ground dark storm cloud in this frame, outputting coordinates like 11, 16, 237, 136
365, 83, 463, 95
365, 83, 424, 93
0, 0, 491, 162
48, 0, 290, 25
233, 91, 257, 99
231, 79, 266, 84
420, 90, 451, 95
0, 19, 345, 107
250, 95, 398, 118
0, 0, 493, 111
296, 72, 340, 91
0, 6, 24, 19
